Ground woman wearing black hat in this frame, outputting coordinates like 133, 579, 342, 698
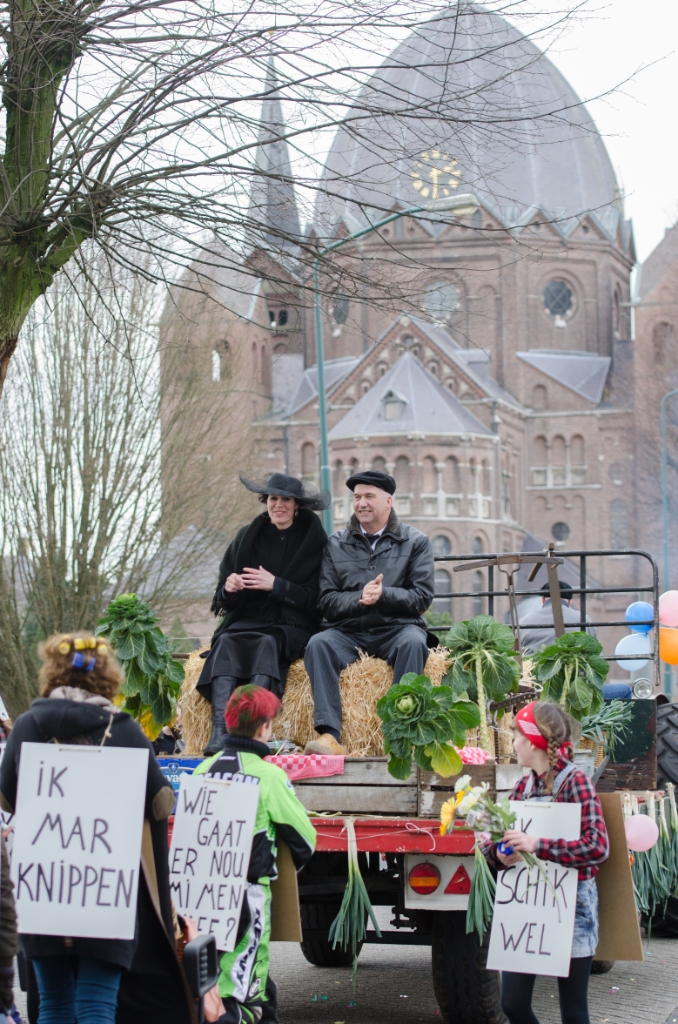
198, 472, 329, 754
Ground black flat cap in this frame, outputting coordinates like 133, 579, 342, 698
346, 470, 396, 495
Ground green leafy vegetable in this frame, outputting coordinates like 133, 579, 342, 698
531, 632, 608, 720
442, 615, 520, 753
580, 700, 633, 758
328, 819, 381, 985
96, 593, 184, 738
377, 673, 480, 780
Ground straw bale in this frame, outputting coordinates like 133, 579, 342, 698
180, 646, 453, 757
180, 648, 212, 755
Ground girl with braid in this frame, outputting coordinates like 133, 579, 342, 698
480, 702, 609, 1024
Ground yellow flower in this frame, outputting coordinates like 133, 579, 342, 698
440, 798, 456, 834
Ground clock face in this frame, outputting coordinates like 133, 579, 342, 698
410, 150, 462, 200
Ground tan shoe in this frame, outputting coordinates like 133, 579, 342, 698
304, 733, 347, 755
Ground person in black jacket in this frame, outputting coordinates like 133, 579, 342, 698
304, 470, 435, 754
198, 472, 329, 754
0, 632, 195, 1024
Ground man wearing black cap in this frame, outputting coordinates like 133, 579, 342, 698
303, 470, 435, 755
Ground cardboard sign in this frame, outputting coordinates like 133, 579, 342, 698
487, 801, 581, 977
595, 792, 643, 961
169, 774, 259, 951
11, 743, 148, 939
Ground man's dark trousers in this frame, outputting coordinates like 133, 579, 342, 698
304, 624, 429, 736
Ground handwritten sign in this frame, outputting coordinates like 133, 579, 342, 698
11, 743, 148, 939
169, 774, 259, 951
487, 801, 581, 977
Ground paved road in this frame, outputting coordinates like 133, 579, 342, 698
270, 934, 678, 1024
12, 933, 678, 1023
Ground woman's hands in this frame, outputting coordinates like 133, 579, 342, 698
496, 829, 539, 867
225, 567, 276, 592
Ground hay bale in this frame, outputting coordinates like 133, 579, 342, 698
180, 649, 212, 755
180, 646, 453, 758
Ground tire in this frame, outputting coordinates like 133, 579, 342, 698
299, 902, 362, 967
656, 703, 678, 787
643, 896, 678, 937
432, 911, 506, 1024
590, 960, 615, 974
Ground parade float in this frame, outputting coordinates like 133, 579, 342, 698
163, 547, 678, 1024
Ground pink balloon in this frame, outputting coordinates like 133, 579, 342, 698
659, 591, 678, 628
624, 814, 659, 852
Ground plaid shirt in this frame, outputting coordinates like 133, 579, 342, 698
482, 757, 609, 880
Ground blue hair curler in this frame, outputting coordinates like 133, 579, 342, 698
498, 842, 514, 856
86, 657, 96, 672
73, 652, 84, 669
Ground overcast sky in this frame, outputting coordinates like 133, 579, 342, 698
533, 0, 678, 263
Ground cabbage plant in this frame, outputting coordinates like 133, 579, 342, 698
532, 632, 608, 719
442, 615, 520, 753
377, 673, 480, 779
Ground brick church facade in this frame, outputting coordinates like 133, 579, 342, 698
161, 9, 675, 642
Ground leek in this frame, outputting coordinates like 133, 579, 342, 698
328, 818, 381, 983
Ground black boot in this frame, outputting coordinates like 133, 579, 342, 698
203, 676, 237, 755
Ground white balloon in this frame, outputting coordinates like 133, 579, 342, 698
615, 633, 652, 672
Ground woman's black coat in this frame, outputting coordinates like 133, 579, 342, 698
0, 699, 197, 1024
210, 507, 327, 641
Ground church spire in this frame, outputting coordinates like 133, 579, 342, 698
248, 57, 301, 252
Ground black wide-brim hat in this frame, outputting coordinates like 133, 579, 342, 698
239, 471, 331, 511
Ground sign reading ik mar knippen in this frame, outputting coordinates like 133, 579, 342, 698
12, 743, 149, 939
169, 773, 259, 952
487, 801, 582, 978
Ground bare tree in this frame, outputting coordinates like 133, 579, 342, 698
0, 255, 255, 714
0, 0, 602, 391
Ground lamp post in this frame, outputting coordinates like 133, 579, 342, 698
313, 193, 480, 533
661, 388, 678, 695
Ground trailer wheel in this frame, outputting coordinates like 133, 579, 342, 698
656, 703, 678, 787
432, 911, 505, 1024
643, 898, 678, 937
299, 902, 363, 968
590, 959, 615, 974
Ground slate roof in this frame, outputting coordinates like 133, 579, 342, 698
328, 352, 493, 439
517, 350, 610, 404
285, 356, 360, 417
316, 8, 627, 246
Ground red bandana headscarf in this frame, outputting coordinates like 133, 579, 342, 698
515, 702, 549, 751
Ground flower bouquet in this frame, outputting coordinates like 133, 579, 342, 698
440, 775, 555, 941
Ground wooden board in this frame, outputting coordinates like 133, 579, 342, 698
270, 842, 302, 942
295, 784, 418, 815
419, 765, 496, 791
594, 792, 644, 962
296, 758, 416, 787
610, 700, 657, 791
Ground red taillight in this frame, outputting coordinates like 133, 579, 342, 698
408, 861, 441, 895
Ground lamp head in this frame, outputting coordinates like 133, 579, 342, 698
424, 193, 479, 216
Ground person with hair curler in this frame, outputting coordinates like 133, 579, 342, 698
480, 701, 609, 1024
194, 684, 316, 1024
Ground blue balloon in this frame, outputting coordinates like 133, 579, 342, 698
625, 601, 654, 634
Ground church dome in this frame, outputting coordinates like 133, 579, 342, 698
316, 6, 623, 242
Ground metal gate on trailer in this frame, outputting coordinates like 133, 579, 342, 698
429, 548, 660, 685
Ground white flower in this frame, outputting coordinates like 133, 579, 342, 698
458, 790, 482, 816
454, 773, 472, 793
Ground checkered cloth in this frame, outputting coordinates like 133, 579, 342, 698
264, 753, 345, 781
458, 746, 490, 765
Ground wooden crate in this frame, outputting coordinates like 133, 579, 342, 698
294, 756, 417, 814
417, 763, 526, 818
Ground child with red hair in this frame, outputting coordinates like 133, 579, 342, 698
194, 685, 316, 1024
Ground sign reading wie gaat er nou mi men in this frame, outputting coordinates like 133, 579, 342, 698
169, 774, 259, 952
11, 743, 149, 939
487, 801, 582, 978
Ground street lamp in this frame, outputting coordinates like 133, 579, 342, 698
313, 193, 480, 532
661, 388, 678, 695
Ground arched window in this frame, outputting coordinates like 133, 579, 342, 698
432, 535, 451, 557
333, 460, 344, 495
610, 499, 629, 549
422, 457, 437, 492
543, 280, 573, 323
394, 456, 410, 493
444, 456, 460, 493
552, 436, 567, 487
472, 570, 484, 616
432, 568, 452, 615
472, 536, 484, 555
428, 361, 440, 378
332, 293, 349, 325
532, 384, 547, 410
301, 443, 316, 482
424, 281, 460, 323
653, 322, 676, 362
482, 459, 491, 496
571, 435, 586, 484
372, 456, 387, 474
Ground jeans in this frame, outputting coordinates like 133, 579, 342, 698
32, 956, 122, 1024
